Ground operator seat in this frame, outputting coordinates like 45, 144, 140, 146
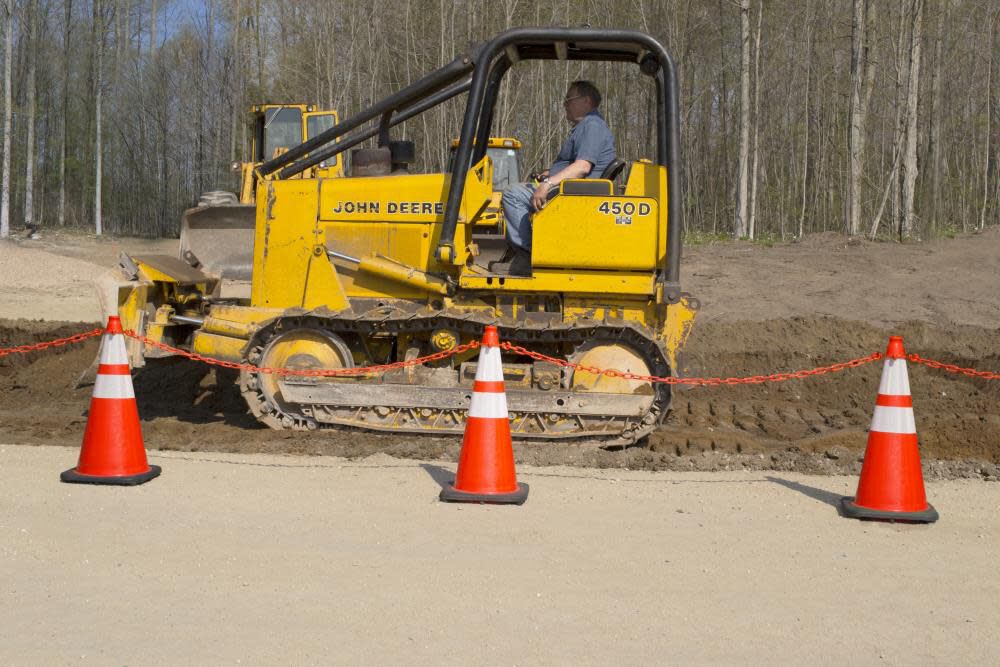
600, 158, 627, 181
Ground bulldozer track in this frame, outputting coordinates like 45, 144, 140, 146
238, 308, 672, 446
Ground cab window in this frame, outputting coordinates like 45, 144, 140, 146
306, 113, 339, 168
263, 107, 303, 161
486, 147, 520, 191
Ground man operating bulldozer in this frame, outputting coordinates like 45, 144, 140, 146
499, 80, 616, 275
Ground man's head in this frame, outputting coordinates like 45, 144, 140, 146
563, 80, 601, 124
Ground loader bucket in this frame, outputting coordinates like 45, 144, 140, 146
179, 204, 256, 281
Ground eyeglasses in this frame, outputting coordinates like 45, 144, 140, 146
562, 95, 583, 106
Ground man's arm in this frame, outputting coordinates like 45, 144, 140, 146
530, 159, 592, 211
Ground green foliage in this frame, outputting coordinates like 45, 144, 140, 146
684, 230, 732, 246
934, 223, 962, 240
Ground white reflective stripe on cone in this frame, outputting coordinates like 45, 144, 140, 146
93, 374, 136, 400
870, 405, 917, 435
877, 358, 911, 397
475, 345, 504, 382
100, 334, 130, 365
468, 391, 508, 419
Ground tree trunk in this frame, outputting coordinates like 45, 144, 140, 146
24, 0, 37, 231
0, 0, 13, 238
928, 1, 946, 233
735, 0, 751, 238
901, 0, 923, 240
798, 0, 813, 239
980, 11, 995, 231
747, 1, 762, 240
717, 0, 731, 228
848, 0, 876, 237
95, 0, 104, 236
59, 0, 72, 228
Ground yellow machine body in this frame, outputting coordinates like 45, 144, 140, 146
109, 29, 699, 445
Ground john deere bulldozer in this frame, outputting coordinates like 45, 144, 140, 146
104, 28, 698, 446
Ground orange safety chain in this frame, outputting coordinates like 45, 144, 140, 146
5, 327, 1000, 385
906, 353, 1000, 381
125, 330, 481, 377
500, 341, 884, 386
0, 328, 103, 359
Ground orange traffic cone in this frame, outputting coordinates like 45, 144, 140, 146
440, 325, 528, 505
61, 316, 161, 486
841, 336, 937, 522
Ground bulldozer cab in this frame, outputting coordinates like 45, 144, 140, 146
257, 27, 684, 302
240, 104, 344, 202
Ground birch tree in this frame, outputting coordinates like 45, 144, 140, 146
0, 0, 12, 239
848, 0, 876, 237
735, 0, 751, 238
94, 0, 105, 236
901, 0, 923, 239
24, 0, 37, 233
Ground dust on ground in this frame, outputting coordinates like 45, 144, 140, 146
1, 227, 998, 478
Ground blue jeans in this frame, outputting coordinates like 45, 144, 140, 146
502, 183, 536, 251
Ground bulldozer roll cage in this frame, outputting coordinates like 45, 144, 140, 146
257, 27, 684, 301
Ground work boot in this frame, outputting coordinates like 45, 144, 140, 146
508, 247, 532, 277
488, 244, 516, 272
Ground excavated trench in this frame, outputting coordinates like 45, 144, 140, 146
3, 316, 998, 480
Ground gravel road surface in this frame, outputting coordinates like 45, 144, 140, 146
2, 446, 998, 665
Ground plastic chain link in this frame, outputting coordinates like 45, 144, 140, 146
906, 353, 1000, 381
0, 328, 103, 358
126, 330, 482, 377
8, 327, 1000, 386
499, 342, 884, 386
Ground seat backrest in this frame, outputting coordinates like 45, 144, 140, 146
600, 158, 627, 181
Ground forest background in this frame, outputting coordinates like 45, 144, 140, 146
0, 0, 994, 243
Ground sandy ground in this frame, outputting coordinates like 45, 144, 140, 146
2, 446, 999, 665
0, 232, 174, 323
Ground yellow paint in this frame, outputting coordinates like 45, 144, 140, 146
570, 344, 654, 394
200, 305, 284, 339
357, 255, 451, 296
431, 329, 458, 351
304, 248, 351, 311
449, 137, 522, 149
623, 161, 670, 263
563, 298, 656, 325
191, 330, 249, 363
532, 194, 658, 271
459, 269, 655, 296
251, 179, 322, 309
660, 295, 699, 372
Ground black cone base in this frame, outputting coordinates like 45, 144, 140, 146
440, 482, 529, 505
841, 497, 938, 523
61, 465, 162, 486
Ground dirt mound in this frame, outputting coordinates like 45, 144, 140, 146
4, 317, 998, 480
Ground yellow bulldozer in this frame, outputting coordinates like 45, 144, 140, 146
103, 28, 698, 446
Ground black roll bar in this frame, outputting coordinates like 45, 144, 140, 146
433, 28, 683, 300
277, 78, 474, 179
258, 53, 477, 177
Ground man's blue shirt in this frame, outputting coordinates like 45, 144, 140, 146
548, 110, 616, 178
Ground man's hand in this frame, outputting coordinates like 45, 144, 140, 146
531, 182, 551, 211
